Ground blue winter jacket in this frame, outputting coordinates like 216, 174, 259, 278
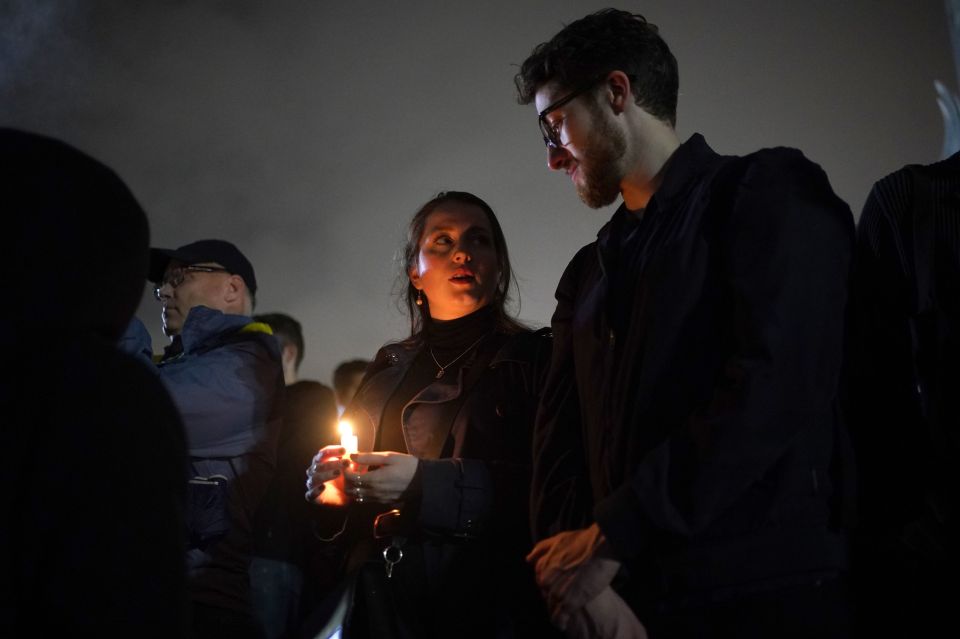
121, 305, 283, 614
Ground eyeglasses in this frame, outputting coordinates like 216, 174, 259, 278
153, 265, 229, 300
538, 76, 604, 148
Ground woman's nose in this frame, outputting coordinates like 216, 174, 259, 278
453, 246, 471, 263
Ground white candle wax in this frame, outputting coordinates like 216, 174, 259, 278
338, 419, 358, 455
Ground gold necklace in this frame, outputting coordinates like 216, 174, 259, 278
428, 334, 487, 379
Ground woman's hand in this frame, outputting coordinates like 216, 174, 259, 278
304, 445, 347, 504
343, 451, 419, 504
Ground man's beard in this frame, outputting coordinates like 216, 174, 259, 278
576, 110, 627, 209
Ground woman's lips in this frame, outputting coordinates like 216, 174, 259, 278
450, 268, 476, 283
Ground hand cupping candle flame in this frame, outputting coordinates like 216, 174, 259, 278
303, 419, 355, 507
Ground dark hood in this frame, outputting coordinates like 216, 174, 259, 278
4, 128, 149, 342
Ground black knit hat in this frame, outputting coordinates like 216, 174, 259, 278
149, 239, 257, 295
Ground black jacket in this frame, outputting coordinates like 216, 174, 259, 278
844, 153, 960, 636
847, 151, 960, 534
334, 328, 555, 638
532, 134, 855, 607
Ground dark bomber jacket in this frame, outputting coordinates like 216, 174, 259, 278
532, 134, 856, 604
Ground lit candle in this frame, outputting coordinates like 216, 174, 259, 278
338, 419, 358, 456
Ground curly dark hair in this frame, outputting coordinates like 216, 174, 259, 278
400, 191, 525, 339
514, 8, 678, 126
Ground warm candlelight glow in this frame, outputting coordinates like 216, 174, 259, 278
338, 419, 358, 455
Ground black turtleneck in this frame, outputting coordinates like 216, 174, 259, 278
376, 305, 497, 456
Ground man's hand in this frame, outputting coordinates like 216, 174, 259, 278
344, 451, 419, 504
526, 523, 621, 631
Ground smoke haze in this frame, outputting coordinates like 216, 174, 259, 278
2, 0, 952, 383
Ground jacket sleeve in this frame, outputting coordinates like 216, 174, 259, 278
595, 151, 855, 560
417, 330, 554, 540
530, 246, 597, 541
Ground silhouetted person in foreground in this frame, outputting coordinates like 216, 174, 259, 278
1, 127, 188, 638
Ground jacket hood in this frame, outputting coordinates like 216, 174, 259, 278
4, 128, 149, 342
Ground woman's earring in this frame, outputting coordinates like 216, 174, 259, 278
415, 290, 423, 306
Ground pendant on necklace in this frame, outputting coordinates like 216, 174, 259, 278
435, 369, 444, 379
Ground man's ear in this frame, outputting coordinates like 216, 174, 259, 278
224, 274, 245, 304
604, 70, 632, 115
281, 343, 298, 370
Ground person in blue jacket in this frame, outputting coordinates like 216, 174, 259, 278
122, 239, 283, 639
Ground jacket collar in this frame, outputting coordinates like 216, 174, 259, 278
378, 330, 524, 371
597, 133, 722, 248
171, 305, 252, 355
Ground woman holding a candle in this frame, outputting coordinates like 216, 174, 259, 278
303, 191, 556, 638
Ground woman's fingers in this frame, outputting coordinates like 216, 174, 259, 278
343, 468, 364, 487
305, 455, 344, 508
341, 455, 417, 504
349, 451, 391, 466
306, 457, 342, 480
317, 445, 347, 462
306, 446, 347, 480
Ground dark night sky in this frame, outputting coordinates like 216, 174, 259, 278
2, 0, 954, 383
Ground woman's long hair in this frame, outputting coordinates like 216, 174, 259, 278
400, 191, 526, 340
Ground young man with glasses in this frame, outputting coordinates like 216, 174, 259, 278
122, 239, 283, 639
516, 9, 855, 638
